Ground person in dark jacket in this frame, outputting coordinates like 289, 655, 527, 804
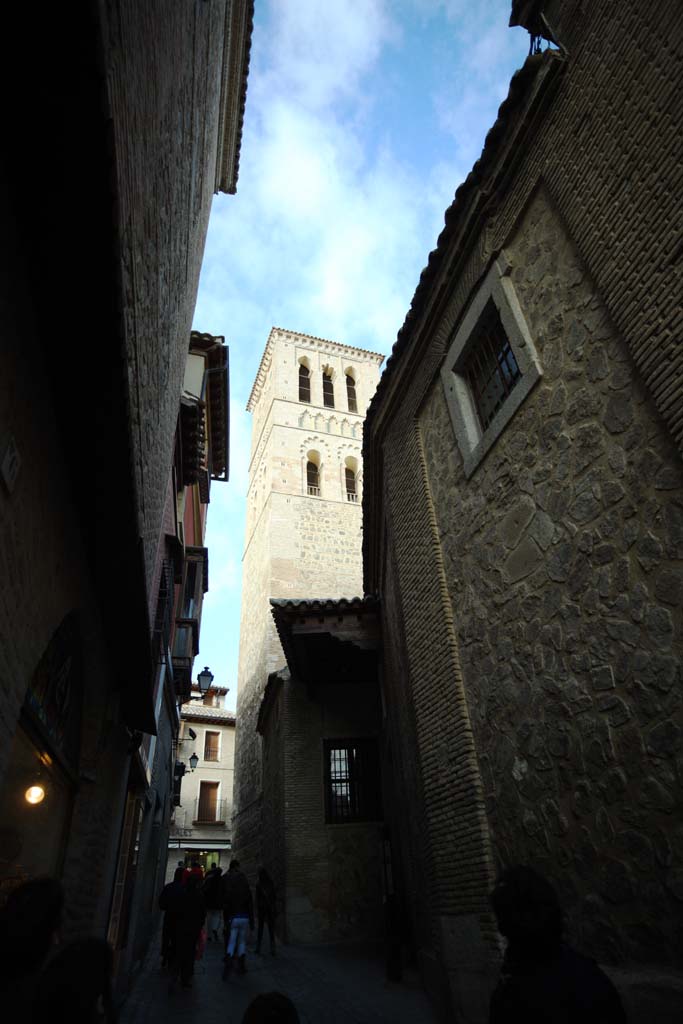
159, 867, 185, 968
255, 867, 277, 956
32, 937, 115, 1024
170, 873, 206, 990
489, 865, 626, 1024
0, 878, 63, 1018
203, 863, 223, 941
222, 859, 254, 978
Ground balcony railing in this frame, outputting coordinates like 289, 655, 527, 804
193, 797, 230, 826
307, 485, 320, 496
171, 798, 231, 832
346, 491, 358, 502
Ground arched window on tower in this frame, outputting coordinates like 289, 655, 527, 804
344, 456, 358, 503
345, 466, 357, 502
299, 363, 311, 403
307, 453, 320, 496
346, 373, 357, 413
322, 370, 334, 408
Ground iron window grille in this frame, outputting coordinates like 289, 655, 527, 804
324, 739, 381, 824
299, 364, 311, 403
322, 371, 335, 408
463, 300, 521, 431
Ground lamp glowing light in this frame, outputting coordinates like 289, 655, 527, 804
25, 785, 45, 805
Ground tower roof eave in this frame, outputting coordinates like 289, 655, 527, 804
246, 327, 385, 412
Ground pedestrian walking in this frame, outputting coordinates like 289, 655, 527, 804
203, 863, 223, 941
182, 858, 204, 885
489, 865, 626, 1024
255, 867, 277, 956
169, 873, 206, 990
158, 867, 184, 968
222, 859, 254, 978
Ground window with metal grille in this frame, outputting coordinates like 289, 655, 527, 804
204, 731, 219, 761
197, 781, 218, 821
346, 374, 357, 413
299, 364, 310, 403
322, 371, 334, 408
463, 300, 521, 431
307, 460, 320, 496
324, 739, 381, 824
345, 466, 357, 502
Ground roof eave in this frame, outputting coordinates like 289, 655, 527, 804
215, 0, 254, 195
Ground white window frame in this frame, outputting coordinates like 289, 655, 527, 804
440, 255, 542, 478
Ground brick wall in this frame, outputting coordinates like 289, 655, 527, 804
103, 0, 229, 601
363, 1, 683, 1017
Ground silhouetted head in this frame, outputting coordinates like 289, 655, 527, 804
490, 866, 563, 955
34, 937, 114, 1023
242, 992, 300, 1024
173, 867, 184, 883
185, 874, 201, 893
191, 859, 200, 869
0, 878, 63, 980
229, 859, 240, 872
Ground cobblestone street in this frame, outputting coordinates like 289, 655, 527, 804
120, 932, 439, 1024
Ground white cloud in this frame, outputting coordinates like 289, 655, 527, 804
194, 0, 528, 691
254, 0, 396, 113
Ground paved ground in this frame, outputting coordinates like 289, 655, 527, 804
120, 932, 439, 1024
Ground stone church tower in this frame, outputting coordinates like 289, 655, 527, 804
233, 327, 383, 868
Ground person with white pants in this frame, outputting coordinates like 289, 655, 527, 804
221, 860, 254, 978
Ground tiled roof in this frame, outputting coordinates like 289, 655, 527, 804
181, 704, 236, 724
270, 595, 379, 615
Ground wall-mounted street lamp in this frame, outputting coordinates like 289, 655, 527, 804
188, 752, 199, 772
188, 666, 215, 701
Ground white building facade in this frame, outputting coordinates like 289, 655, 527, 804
168, 686, 236, 875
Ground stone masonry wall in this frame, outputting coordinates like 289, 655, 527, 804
363, 2, 683, 1017
282, 677, 383, 944
420, 188, 683, 967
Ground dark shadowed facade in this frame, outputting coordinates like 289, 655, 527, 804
0, 0, 251, 996
259, 598, 384, 945
362, 1, 683, 1020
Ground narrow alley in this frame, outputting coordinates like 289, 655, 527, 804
121, 933, 439, 1024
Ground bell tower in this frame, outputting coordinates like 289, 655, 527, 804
232, 327, 383, 869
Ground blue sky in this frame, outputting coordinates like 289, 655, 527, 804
193, 0, 529, 711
